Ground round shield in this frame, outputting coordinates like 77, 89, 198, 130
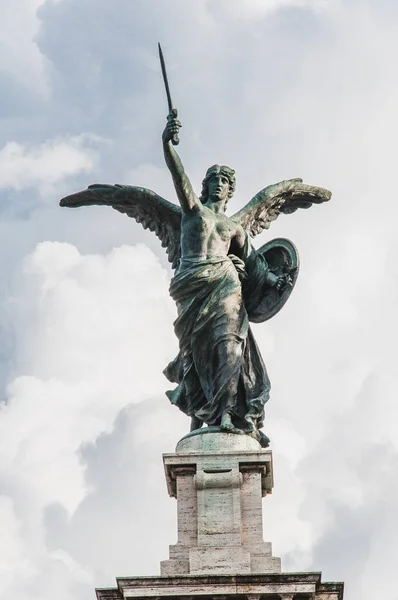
248, 237, 299, 323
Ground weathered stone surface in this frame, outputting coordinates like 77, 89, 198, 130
92, 431, 344, 600
96, 573, 344, 600
190, 546, 251, 575
93, 432, 344, 600
176, 429, 262, 453
161, 431, 278, 576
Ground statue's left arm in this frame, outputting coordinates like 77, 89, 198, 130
232, 230, 283, 292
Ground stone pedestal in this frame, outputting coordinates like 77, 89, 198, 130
95, 430, 344, 600
161, 430, 280, 576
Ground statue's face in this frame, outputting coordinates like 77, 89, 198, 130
207, 173, 230, 202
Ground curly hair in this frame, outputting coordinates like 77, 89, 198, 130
199, 164, 236, 204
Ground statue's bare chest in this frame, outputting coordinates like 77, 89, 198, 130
183, 209, 236, 242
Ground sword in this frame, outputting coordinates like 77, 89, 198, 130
158, 43, 179, 146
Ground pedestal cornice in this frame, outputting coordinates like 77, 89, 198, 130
96, 572, 344, 600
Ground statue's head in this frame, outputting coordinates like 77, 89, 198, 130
200, 164, 236, 204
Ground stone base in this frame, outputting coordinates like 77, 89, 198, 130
161, 430, 279, 576
161, 545, 281, 576
96, 572, 344, 600
95, 431, 344, 600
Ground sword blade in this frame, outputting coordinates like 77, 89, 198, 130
158, 43, 173, 114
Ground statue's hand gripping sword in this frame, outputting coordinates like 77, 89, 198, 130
158, 43, 179, 146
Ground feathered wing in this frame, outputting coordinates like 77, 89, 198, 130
60, 184, 182, 268
230, 178, 332, 237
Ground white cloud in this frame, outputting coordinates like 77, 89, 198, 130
0, 0, 63, 94
0, 242, 184, 598
207, 0, 331, 19
0, 136, 101, 198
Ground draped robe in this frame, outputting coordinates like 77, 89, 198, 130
164, 237, 273, 433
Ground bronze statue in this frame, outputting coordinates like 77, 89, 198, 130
60, 49, 331, 447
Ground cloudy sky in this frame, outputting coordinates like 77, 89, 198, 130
1, 0, 398, 598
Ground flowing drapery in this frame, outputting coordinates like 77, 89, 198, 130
164, 251, 271, 431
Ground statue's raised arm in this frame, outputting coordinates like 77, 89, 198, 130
162, 115, 202, 213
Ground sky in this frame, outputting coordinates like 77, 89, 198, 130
0, 0, 398, 598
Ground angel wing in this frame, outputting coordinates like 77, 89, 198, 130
230, 178, 331, 237
60, 184, 182, 269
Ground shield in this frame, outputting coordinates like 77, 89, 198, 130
248, 237, 299, 323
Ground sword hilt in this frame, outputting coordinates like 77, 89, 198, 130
167, 108, 180, 146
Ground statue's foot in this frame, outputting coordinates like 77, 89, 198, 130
220, 411, 234, 431
244, 415, 255, 433
256, 429, 270, 448
190, 416, 203, 432
220, 412, 244, 435
246, 418, 270, 448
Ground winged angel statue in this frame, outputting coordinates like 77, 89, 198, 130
60, 116, 331, 447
